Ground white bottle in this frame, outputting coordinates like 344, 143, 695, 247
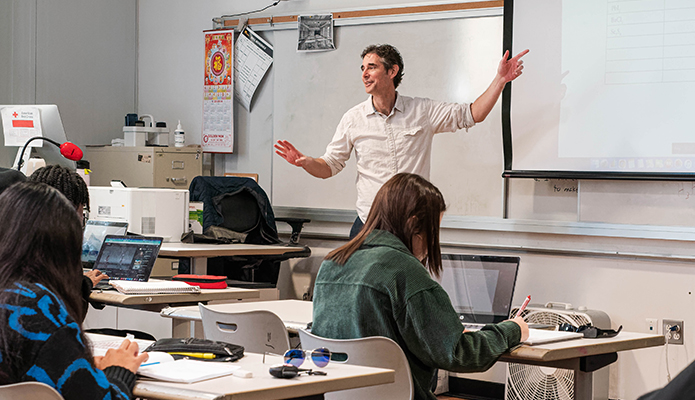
174, 120, 185, 148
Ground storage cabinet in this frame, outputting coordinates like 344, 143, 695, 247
83, 146, 203, 188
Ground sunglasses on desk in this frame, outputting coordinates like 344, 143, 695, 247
558, 323, 623, 338
284, 348, 332, 368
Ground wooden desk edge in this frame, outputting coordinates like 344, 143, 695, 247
90, 288, 261, 305
500, 334, 666, 363
132, 368, 394, 400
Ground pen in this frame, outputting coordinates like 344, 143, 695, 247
140, 361, 161, 367
168, 352, 216, 359
515, 295, 531, 318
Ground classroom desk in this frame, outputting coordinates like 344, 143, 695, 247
158, 243, 308, 275
162, 302, 665, 400
89, 287, 261, 312
160, 299, 312, 338
499, 332, 665, 400
133, 352, 395, 400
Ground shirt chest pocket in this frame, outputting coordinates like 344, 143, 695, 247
397, 126, 427, 151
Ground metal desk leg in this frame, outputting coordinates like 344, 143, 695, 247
192, 256, 207, 275
576, 352, 617, 400
574, 370, 594, 400
172, 318, 190, 338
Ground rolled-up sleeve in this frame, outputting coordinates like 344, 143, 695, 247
320, 115, 354, 177
427, 99, 476, 133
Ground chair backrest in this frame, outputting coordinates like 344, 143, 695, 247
0, 382, 64, 400
298, 329, 414, 400
216, 190, 261, 235
199, 303, 291, 354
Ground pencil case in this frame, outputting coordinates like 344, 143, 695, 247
145, 338, 244, 361
172, 274, 228, 289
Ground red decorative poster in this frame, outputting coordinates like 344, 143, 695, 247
202, 29, 234, 153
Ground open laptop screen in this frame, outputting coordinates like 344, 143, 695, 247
437, 254, 520, 325
82, 220, 129, 264
93, 235, 163, 282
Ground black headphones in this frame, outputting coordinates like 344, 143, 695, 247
269, 364, 327, 379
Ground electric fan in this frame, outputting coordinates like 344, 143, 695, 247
505, 302, 610, 400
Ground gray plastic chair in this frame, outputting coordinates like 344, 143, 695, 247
199, 303, 291, 354
298, 329, 414, 400
0, 382, 64, 400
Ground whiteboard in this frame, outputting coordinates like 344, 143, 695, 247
271, 16, 508, 217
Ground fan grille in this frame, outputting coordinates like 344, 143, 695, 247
506, 307, 593, 400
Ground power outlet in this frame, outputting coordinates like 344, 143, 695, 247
663, 319, 684, 345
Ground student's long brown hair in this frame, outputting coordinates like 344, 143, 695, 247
326, 173, 447, 277
0, 182, 88, 382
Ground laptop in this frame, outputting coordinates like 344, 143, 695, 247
438, 254, 583, 345
437, 254, 521, 330
82, 220, 129, 266
91, 235, 163, 290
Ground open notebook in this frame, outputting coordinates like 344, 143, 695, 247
110, 280, 201, 295
523, 328, 583, 345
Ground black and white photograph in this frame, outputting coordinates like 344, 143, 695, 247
297, 14, 336, 52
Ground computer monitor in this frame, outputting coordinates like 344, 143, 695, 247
0, 105, 76, 170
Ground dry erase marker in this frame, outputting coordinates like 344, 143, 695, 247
515, 295, 531, 318
169, 352, 216, 359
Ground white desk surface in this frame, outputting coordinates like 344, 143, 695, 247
161, 299, 313, 332
90, 287, 260, 306
159, 242, 306, 258
86, 333, 394, 400
133, 352, 394, 400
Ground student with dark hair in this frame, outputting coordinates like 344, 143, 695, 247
0, 167, 26, 194
276, 44, 529, 237
29, 164, 108, 320
29, 164, 90, 217
312, 173, 529, 400
0, 182, 147, 399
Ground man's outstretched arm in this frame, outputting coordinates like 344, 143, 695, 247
275, 140, 332, 179
471, 49, 529, 123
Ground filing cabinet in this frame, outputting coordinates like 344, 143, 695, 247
83, 145, 202, 188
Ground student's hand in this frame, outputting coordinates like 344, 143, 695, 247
84, 269, 109, 287
97, 339, 149, 374
275, 140, 308, 167
497, 49, 529, 83
510, 316, 530, 343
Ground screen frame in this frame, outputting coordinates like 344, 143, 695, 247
439, 254, 521, 324
501, 0, 695, 181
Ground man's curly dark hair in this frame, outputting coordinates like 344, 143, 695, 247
361, 44, 405, 89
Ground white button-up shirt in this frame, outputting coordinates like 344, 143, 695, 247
320, 93, 475, 222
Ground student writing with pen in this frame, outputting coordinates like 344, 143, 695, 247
311, 173, 529, 400
0, 182, 148, 400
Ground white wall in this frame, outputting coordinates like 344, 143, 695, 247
138, 0, 440, 193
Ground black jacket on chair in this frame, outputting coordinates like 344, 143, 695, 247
188, 176, 287, 286
189, 176, 280, 245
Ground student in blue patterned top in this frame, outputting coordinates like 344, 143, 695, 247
0, 182, 148, 399
312, 173, 529, 400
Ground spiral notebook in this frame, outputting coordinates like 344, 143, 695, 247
110, 280, 201, 295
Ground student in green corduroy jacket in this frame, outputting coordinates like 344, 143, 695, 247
312, 173, 529, 400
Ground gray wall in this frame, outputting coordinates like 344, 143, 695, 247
0, 0, 137, 155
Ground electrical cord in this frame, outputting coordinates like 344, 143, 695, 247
218, 1, 281, 19
664, 324, 678, 382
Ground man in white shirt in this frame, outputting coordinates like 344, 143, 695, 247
275, 44, 529, 237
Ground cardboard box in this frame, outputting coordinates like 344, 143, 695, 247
189, 202, 204, 234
